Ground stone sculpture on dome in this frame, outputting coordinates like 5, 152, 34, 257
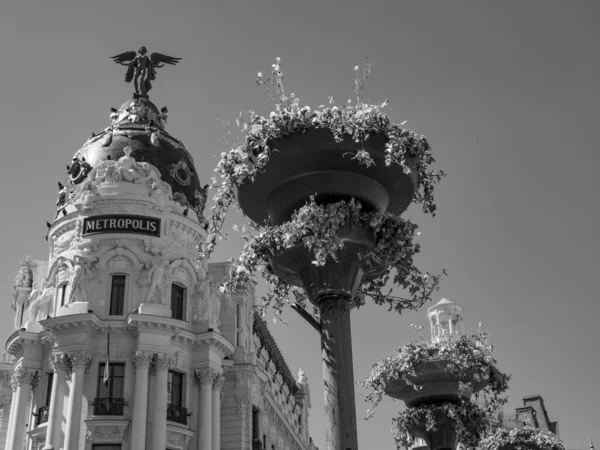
83, 147, 173, 199
111, 46, 181, 97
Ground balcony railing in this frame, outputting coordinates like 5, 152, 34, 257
93, 397, 126, 416
167, 403, 188, 425
252, 439, 263, 450
35, 405, 50, 426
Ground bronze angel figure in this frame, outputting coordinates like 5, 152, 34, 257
111, 47, 181, 96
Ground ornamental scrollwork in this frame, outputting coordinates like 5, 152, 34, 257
169, 160, 192, 186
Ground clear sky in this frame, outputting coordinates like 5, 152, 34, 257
0, 1, 598, 449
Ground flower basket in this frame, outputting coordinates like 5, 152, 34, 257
237, 128, 419, 226
384, 359, 489, 407
480, 427, 566, 450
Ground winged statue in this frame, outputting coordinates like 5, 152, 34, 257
111, 47, 181, 96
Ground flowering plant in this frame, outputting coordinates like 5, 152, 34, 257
363, 327, 510, 414
202, 58, 444, 315
392, 401, 492, 449
220, 197, 445, 315
480, 427, 566, 450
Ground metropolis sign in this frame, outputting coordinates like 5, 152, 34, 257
82, 215, 161, 237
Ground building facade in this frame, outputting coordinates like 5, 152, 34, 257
4, 90, 318, 450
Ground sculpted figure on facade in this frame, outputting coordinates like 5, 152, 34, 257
145, 259, 169, 304
191, 268, 222, 326
14, 256, 34, 289
67, 256, 99, 304
27, 280, 54, 323
297, 367, 307, 386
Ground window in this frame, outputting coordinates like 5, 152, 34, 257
36, 372, 53, 425
58, 284, 67, 307
45, 372, 54, 406
95, 363, 125, 415
109, 275, 126, 315
171, 284, 185, 321
167, 370, 187, 424
251, 406, 260, 440
92, 446, 122, 450
167, 371, 184, 406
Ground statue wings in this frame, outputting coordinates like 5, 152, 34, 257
110, 51, 181, 66
111, 51, 137, 65
150, 53, 181, 66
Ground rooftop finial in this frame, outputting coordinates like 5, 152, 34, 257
111, 47, 181, 97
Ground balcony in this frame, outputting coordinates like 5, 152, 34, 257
93, 397, 126, 416
35, 405, 50, 426
167, 403, 188, 425
252, 439, 263, 450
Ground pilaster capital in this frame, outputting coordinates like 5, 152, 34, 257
67, 350, 92, 371
133, 351, 154, 370
153, 352, 172, 370
11, 367, 39, 392
192, 367, 220, 386
213, 374, 225, 390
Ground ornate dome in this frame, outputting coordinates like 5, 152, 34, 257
65, 95, 207, 219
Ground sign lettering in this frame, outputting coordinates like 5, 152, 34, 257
82, 215, 161, 237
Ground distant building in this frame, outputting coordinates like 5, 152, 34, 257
3, 86, 319, 450
500, 394, 560, 439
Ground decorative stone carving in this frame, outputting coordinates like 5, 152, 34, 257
144, 259, 170, 304
67, 351, 92, 372
213, 374, 225, 390
50, 353, 69, 373
297, 367, 306, 385
86, 147, 173, 199
14, 256, 34, 288
10, 367, 39, 392
27, 280, 54, 323
166, 431, 187, 448
153, 353, 172, 370
192, 367, 220, 386
191, 269, 222, 327
67, 255, 99, 304
234, 395, 251, 417
132, 351, 153, 370
169, 160, 193, 186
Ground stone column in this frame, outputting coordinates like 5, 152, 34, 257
151, 353, 171, 450
7, 367, 39, 450
44, 353, 67, 450
130, 351, 153, 450
64, 351, 91, 450
212, 374, 224, 450
193, 368, 216, 450
4, 387, 18, 450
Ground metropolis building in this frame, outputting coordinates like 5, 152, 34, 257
3, 80, 319, 450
